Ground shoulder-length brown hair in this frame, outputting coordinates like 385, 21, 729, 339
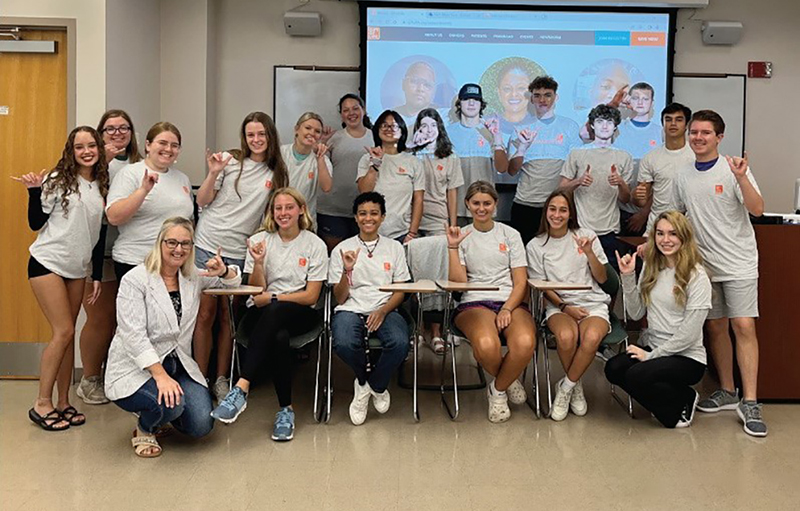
536, 190, 580, 245
96, 109, 142, 163
228, 112, 288, 199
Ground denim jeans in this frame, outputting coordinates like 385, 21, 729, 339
331, 310, 409, 393
113, 355, 214, 437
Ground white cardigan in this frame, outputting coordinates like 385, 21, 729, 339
105, 264, 241, 401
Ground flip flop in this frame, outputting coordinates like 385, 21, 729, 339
58, 406, 86, 426
28, 408, 70, 431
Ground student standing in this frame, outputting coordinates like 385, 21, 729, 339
281, 112, 332, 224
674, 110, 767, 437
193, 112, 287, 400
14, 126, 109, 430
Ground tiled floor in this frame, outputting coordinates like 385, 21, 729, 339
1, 346, 798, 511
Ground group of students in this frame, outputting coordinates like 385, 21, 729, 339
14, 79, 767, 458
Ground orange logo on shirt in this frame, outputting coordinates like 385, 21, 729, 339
299, 257, 307, 267
265, 180, 273, 189
384, 262, 392, 271
477, 138, 485, 148
715, 184, 724, 195
649, 139, 657, 146
436, 164, 444, 171
499, 243, 508, 252
556, 134, 564, 144
308, 171, 315, 180
182, 186, 190, 194
398, 167, 407, 174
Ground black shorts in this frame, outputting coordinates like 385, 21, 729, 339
27, 256, 53, 279
114, 261, 136, 281
317, 213, 358, 240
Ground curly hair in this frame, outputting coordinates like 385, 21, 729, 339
588, 104, 622, 127
43, 126, 109, 216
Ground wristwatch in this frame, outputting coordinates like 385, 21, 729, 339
271, 294, 279, 304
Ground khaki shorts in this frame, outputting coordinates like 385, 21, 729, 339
708, 279, 759, 319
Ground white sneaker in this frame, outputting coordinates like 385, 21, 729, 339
349, 379, 372, 426
570, 379, 588, 416
213, 376, 230, 402
506, 379, 527, 405
77, 375, 109, 405
371, 387, 391, 414
551, 378, 574, 422
487, 385, 511, 423
452, 335, 462, 347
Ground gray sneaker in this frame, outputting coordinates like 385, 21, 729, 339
213, 376, 231, 402
77, 375, 110, 405
210, 386, 247, 423
737, 400, 768, 437
697, 388, 739, 413
271, 407, 295, 441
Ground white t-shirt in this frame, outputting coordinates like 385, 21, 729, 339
638, 143, 695, 232
318, 129, 373, 218
244, 229, 328, 307
525, 227, 610, 311
356, 152, 425, 239
457, 222, 526, 303
104, 157, 131, 257
328, 235, 411, 314
30, 173, 105, 279
560, 145, 634, 235
674, 158, 761, 282
106, 161, 194, 265
195, 154, 274, 260
281, 144, 332, 223
414, 150, 464, 233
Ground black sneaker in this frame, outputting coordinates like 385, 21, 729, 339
675, 389, 699, 428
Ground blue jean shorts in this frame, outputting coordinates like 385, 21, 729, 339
195, 246, 245, 273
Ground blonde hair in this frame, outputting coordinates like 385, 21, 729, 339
144, 217, 196, 277
640, 211, 704, 308
294, 112, 324, 137
260, 187, 314, 233
464, 180, 499, 203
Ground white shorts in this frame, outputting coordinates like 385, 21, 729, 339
545, 302, 612, 334
708, 279, 759, 320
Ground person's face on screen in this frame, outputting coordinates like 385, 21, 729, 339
466, 192, 496, 222
591, 117, 616, 142
245, 121, 268, 157
355, 201, 384, 235
295, 119, 322, 149
545, 195, 570, 233
662, 113, 687, 139
629, 89, 654, 118
654, 218, 682, 259
378, 115, 401, 144
341, 98, 365, 129
418, 116, 438, 142
688, 120, 723, 159
531, 88, 557, 118
592, 65, 629, 106
460, 99, 482, 119
498, 69, 530, 118
402, 64, 436, 111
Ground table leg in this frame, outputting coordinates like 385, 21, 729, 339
440, 291, 459, 420
413, 292, 421, 422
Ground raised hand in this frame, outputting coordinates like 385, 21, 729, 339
725, 151, 749, 180
635, 242, 647, 259
246, 238, 266, 266
140, 168, 159, 193
633, 182, 648, 203
104, 143, 125, 162
11, 168, 48, 189
319, 125, 335, 145
341, 247, 361, 272
579, 165, 593, 187
608, 164, 623, 187
615, 250, 637, 275
315, 143, 329, 159
445, 223, 471, 248
365, 146, 384, 169
206, 149, 232, 176
572, 233, 596, 256
483, 117, 500, 136
608, 85, 630, 109
200, 246, 228, 277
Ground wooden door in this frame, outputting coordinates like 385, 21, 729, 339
0, 28, 68, 376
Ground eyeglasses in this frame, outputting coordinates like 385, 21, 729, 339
154, 140, 181, 150
380, 123, 400, 131
103, 125, 131, 135
163, 239, 193, 250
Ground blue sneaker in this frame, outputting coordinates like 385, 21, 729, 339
272, 407, 295, 441
210, 386, 247, 423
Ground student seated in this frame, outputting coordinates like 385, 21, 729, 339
104, 217, 241, 458
210, 188, 328, 442
605, 211, 711, 428
329, 192, 411, 426
526, 190, 610, 422
447, 181, 536, 423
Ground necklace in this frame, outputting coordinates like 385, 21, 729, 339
358, 235, 379, 258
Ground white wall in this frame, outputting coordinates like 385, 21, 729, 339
1, 0, 106, 126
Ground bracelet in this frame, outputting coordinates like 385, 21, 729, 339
222, 266, 230, 279
447, 245, 459, 250
559, 302, 568, 311
500, 307, 513, 313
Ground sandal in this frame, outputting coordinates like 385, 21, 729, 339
28, 408, 70, 431
58, 406, 86, 426
132, 429, 162, 458
431, 337, 446, 356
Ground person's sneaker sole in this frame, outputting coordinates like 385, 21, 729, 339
76, 386, 110, 405
696, 401, 738, 413
271, 431, 294, 441
736, 406, 768, 438
211, 401, 247, 424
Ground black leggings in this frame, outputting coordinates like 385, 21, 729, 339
239, 302, 320, 407
605, 353, 705, 428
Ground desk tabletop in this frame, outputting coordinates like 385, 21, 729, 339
379, 280, 439, 293
435, 280, 500, 292
203, 285, 264, 296
528, 279, 592, 291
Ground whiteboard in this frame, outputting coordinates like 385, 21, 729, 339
672, 74, 746, 156
273, 66, 361, 146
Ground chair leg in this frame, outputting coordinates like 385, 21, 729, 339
440, 292, 459, 420
324, 325, 333, 423
313, 331, 324, 423
226, 296, 237, 392
524, 341, 541, 419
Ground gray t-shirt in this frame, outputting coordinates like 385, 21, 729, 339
318, 129, 373, 218
281, 144, 332, 222
674, 158, 760, 282
356, 152, 425, 239
638, 143, 695, 233
415, 150, 464, 233
447, 121, 500, 217
106, 161, 194, 265
457, 222, 526, 303
560, 145, 634, 235
195, 154, 273, 260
